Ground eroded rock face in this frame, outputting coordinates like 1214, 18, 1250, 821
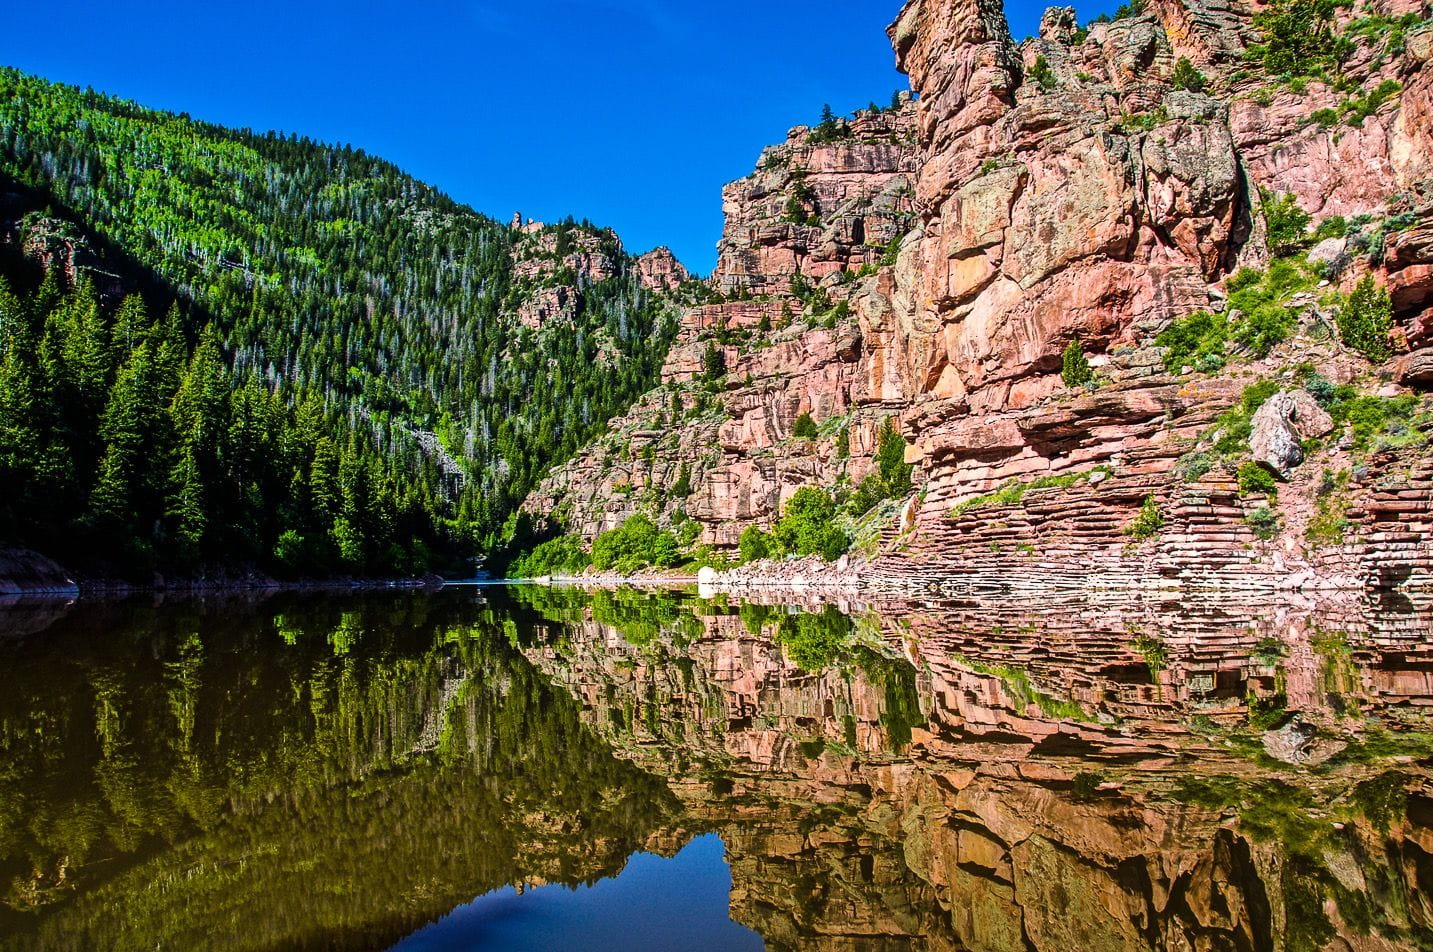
523, 104, 922, 544
521, 0, 1433, 583
873, 0, 1433, 580
714, 106, 920, 297
509, 224, 625, 330
635, 246, 690, 292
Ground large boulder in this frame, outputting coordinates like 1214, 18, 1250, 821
1248, 390, 1334, 480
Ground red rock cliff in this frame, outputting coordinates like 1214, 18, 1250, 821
524, 0, 1433, 590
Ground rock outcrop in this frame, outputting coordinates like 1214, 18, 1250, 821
1248, 389, 1334, 479
522, 0, 1433, 592
523, 102, 922, 544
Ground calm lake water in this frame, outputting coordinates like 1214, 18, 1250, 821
1, 586, 1431, 950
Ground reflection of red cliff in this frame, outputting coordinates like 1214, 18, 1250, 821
522, 590, 1433, 950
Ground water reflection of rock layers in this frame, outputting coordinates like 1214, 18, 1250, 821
517, 591, 1433, 950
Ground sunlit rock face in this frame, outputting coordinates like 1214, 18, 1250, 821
514, 587, 1433, 950
871, 0, 1433, 591
523, 0, 1433, 593
523, 104, 924, 547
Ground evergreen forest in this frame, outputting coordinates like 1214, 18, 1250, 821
0, 67, 682, 578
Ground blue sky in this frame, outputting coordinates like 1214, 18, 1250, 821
1, 1, 1121, 274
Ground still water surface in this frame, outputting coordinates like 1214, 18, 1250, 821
0, 586, 1431, 950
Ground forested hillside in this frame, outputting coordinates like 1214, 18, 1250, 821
0, 67, 682, 579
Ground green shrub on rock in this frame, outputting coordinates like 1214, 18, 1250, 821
1262, 191, 1312, 257
774, 487, 850, 561
1062, 339, 1094, 387
1246, 506, 1281, 540
1125, 495, 1165, 541
1028, 55, 1057, 92
510, 535, 591, 578
738, 525, 774, 564
1171, 57, 1208, 92
1158, 310, 1229, 372
1238, 461, 1279, 497
590, 514, 680, 574
1337, 276, 1393, 364
1249, 0, 1352, 78
793, 412, 819, 439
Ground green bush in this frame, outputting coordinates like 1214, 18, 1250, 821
793, 412, 819, 439
1125, 495, 1165, 541
1337, 275, 1393, 363
1247, 691, 1290, 730
590, 514, 681, 574
846, 417, 914, 517
1328, 392, 1423, 452
1171, 57, 1208, 92
1158, 310, 1229, 372
1246, 506, 1281, 540
1028, 55, 1056, 92
1061, 339, 1094, 387
671, 463, 693, 498
1175, 451, 1217, 483
1238, 461, 1279, 496
1160, 262, 1311, 372
1262, 191, 1312, 257
510, 535, 591, 578
1301, 371, 1337, 407
774, 487, 850, 561
1227, 259, 1309, 355
1311, 216, 1346, 241
1249, 0, 1351, 77
738, 525, 774, 564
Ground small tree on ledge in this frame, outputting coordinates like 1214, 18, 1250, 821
1062, 339, 1094, 388
1170, 57, 1208, 93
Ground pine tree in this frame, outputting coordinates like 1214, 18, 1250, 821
703, 341, 726, 382
167, 444, 208, 561
91, 340, 170, 535
1062, 340, 1094, 388
0, 311, 41, 532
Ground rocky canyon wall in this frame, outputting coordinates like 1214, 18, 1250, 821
523, 0, 1433, 591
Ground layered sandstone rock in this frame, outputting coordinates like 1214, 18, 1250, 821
507, 222, 656, 330
523, 0, 1433, 592
524, 104, 922, 545
634, 246, 691, 291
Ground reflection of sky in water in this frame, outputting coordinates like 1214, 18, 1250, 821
392, 834, 764, 951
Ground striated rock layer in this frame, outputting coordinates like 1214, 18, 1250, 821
524, 0, 1433, 590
